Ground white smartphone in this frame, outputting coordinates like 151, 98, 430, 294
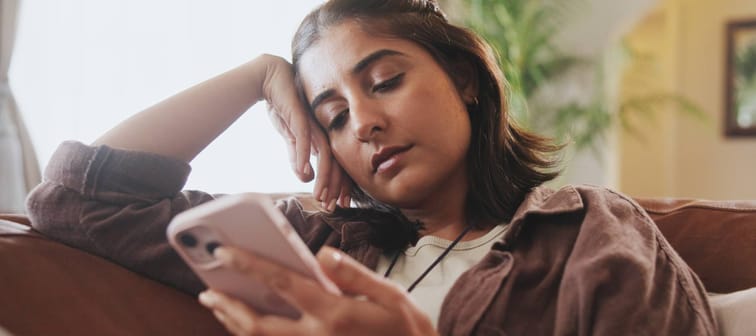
166, 193, 340, 319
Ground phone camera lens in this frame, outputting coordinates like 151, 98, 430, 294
206, 241, 222, 255
179, 233, 198, 247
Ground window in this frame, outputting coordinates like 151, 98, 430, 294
11, 0, 322, 193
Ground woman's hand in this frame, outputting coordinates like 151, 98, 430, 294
258, 55, 351, 210
198, 246, 437, 336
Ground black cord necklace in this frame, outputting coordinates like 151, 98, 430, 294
383, 224, 474, 293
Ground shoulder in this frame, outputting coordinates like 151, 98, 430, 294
545, 186, 718, 334
534, 184, 652, 227
543, 185, 697, 301
572, 185, 660, 246
513, 184, 663, 266
516, 184, 650, 227
570, 184, 649, 218
550, 184, 659, 246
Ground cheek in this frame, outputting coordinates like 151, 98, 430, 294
330, 139, 365, 181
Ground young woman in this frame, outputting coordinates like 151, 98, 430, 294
26, 0, 718, 335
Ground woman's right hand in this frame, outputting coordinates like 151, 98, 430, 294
91, 52, 350, 209
257, 55, 351, 210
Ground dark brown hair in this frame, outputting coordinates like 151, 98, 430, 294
292, 0, 561, 250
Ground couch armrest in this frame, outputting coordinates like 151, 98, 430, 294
0, 219, 228, 335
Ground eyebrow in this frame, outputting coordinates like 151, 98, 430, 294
309, 49, 406, 112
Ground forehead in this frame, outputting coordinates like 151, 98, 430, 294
297, 21, 433, 99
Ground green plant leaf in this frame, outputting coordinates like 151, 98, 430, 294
458, 0, 708, 155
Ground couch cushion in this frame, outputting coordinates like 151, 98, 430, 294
709, 287, 756, 336
636, 198, 756, 293
0, 219, 228, 336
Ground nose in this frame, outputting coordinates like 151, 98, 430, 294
350, 98, 387, 142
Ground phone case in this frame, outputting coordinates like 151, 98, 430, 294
166, 193, 340, 319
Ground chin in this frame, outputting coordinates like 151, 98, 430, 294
374, 178, 434, 209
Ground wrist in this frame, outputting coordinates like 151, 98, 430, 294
243, 54, 275, 105
252, 53, 290, 105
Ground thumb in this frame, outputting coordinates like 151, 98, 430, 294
316, 247, 407, 306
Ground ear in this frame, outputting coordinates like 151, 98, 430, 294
449, 58, 479, 105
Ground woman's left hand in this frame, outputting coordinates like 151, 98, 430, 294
198, 246, 437, 336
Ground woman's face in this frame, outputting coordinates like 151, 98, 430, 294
298, 21, 472, 209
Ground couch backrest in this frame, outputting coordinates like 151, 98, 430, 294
635, 198, 756, 293
2, 196, 756, 292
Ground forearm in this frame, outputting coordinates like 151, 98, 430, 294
93, 55, 270, 162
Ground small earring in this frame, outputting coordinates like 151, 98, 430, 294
466, 96, 479, 110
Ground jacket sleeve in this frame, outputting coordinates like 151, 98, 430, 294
25, 141, 326, 296
25, 141, 217, 294
554, 188, 718, 335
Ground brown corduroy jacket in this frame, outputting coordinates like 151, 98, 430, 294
27, 141, 718, 335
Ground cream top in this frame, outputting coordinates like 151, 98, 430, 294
375, 224, 509, 328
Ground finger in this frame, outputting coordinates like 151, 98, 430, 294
317, 247, 408, 306
202, 291, 310, 336
276, 108, 311, 182
271, 113, 300, 179
311, 131, 333, 207
263, 59, 313, 182
325, 157, 343, 212
339, 178, 352, 208
213, 310, 251, 336
255, 315, 311, 336
288, 110, 313, 182
200, 290, 259, 335
332, 163, 352, 208
308, 114, 328, 152
214, 247, 338, 317
308, 124, 329, 201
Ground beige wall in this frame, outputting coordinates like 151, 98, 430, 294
619, 0, 756, 199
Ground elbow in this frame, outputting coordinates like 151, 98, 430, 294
25, 181, 82, 238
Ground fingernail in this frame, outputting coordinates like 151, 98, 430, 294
199, 291, 217, 306
343, 196, 351, 208
319, 249, 343, 271
319, 187, 328, 202
213, 247, 231, 263
327, 198, 337, 212
302, 163, 311, 177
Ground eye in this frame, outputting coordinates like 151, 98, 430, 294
372, 73, 405, 93
328, 109, 349, 131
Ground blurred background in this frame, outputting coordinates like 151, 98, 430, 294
2, 0, 755, 213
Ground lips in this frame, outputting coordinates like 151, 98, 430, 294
371, 145, 412, 173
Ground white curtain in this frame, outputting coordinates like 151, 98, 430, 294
0, 0, 39, 213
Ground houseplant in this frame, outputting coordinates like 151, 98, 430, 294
454, 0, 705, 155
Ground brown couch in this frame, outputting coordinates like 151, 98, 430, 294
1, 196, 755, 335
